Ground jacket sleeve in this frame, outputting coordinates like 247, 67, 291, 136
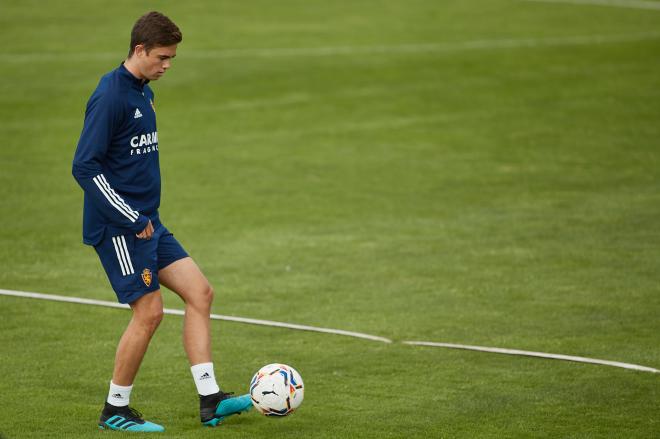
72, 91, 149, 233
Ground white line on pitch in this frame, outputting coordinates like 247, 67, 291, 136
0, 289, 392, 344
2, 31, 659, 63
2, 288, 658, 373
403, 341, 660, 374
523, 0, 660, 11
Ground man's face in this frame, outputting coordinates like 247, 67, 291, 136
133, 44, 177, 81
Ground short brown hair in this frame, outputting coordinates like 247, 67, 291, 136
128, 11, 182, 57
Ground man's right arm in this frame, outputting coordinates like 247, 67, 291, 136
72, 91, 149, 234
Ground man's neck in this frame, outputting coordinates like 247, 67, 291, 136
123, 58, 145, 80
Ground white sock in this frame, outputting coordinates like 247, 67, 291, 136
107, 381, 133, 407
191, 362, 220, 396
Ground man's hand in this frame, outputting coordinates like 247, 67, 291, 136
136, 220, 154, 239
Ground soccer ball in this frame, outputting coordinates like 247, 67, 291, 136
249, 363, 304, 416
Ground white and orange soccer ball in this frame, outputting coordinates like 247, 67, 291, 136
249, 363, 304, 416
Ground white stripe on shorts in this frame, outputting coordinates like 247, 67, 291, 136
120, 236, 134, 275
112, 236, 134, 276
111, 236, 127, 276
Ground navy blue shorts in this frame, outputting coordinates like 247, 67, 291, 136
94, 220, 189, 304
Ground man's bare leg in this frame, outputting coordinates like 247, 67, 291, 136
99, 290, 166, 432
112, 291, 164, 386
158, 257, 213, 365
158, 257, 252, 425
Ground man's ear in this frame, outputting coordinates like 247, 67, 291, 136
133, 44, 146, 57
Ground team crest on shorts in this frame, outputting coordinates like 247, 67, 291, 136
141, 268, 152, 287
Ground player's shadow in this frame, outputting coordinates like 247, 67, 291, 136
177, 407, 259, 432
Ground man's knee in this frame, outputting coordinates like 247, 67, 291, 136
132, 292, 164, 331
200, 283, 214, 307
188, 283, 214, 310
136, 306, 163, 331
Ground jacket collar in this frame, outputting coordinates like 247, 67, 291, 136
118, 62, 149, 89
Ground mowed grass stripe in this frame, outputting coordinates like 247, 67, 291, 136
2, 31, 659, 62
523, 0, 660, 11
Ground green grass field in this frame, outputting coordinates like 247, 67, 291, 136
1, 0, 659, 437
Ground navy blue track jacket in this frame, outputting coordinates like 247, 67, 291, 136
73, 63, 161, 246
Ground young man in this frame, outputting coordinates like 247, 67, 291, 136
72, 11, 251, 432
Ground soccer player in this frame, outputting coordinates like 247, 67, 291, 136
72, 11, 252, 432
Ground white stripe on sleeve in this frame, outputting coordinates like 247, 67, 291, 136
98, 175, 140, 220
93, 176, 138, 222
